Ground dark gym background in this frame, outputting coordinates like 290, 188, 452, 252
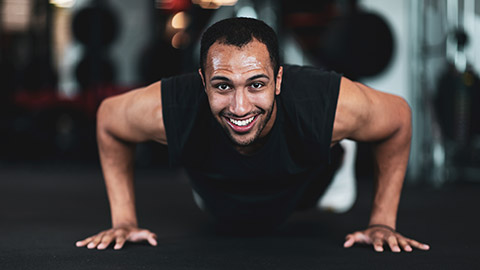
1, 0, 479, 269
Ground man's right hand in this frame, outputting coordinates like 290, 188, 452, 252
75, 226, 158, 250
83, 83, 164, 251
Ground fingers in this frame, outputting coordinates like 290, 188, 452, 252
398, 237, 412, 252
76, 228, 159, 250
128, 229, 158, 246
76, 229, 126, 250
406, 238, 430, 251
147, 233, 158, 247
328, 227, 432, 253
372, 232, 407, 253
386, 235, 401, 253
127, 229, 158, 246
372, 237, 384, 252
87, 232, 105, 249
372, 235, 430, 253
347, 227, 400, 252
75, 237, 93, 247
114, 235, 127, 250
97, 234, 114, 250
343, 235, 355, 248
98, 230, 131, 250
343, 232, 369, 248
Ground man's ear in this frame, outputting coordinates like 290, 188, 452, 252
198, 69, 206, 88
275, 66, 283, 95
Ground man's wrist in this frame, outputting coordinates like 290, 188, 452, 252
369, 209, 397, 229
368, 224, 396, 232
112, 217, 138, 228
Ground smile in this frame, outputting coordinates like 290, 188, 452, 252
225, 115, 258, 133
229, 116, 255, 126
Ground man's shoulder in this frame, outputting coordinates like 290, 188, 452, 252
161, 71, 203, 92
161, 71, 205, 108
280, 64, 342, 99
283, 64, 336, 77
278, 65, 342, 162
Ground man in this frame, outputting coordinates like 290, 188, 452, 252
76, 17, 429, 253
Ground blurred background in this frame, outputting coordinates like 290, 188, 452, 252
0, 0, 479, 186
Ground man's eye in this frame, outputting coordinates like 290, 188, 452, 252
251, 82, 264, 89
216, 84, 230, 90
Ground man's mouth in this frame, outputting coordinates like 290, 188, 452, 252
229, 116, 255, 126
225, 115, 258, 133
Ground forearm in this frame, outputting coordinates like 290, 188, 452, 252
369, 119, 411, 229
97, 100, 138, 228
98, 130, 138, 228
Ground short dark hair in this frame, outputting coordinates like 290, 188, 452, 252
200, 17, 280, 76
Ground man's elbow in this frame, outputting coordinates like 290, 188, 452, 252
96, 96, 117, 135
397, 97, 412, 139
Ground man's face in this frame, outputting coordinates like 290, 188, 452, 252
200, 39, 283, 151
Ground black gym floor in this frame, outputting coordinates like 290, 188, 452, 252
1, 162, 479, 270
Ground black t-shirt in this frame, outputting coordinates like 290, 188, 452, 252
161, 65, 341, 226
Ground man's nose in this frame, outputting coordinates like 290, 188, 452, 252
230, 89, 253, 117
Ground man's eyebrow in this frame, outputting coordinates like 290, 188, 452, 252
210, 76, 231, 82
247, 74, 270, 81
210, 74, 270, 82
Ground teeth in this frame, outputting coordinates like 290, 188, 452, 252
229, 116, 255, 127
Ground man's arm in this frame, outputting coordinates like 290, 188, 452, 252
76, 81, 167, 250
332, 77, 429, 252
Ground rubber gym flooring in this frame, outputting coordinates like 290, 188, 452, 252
1, 162, 479, 270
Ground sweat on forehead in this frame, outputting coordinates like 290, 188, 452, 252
205, 39, 272, 72
199, 17, 280, 76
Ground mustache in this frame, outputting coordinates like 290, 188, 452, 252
221, 108, 265, 118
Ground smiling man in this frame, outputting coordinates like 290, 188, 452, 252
76, 17, 429, 253
201, 39, 281, 154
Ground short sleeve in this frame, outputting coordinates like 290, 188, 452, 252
279, 65, 342, 163
161, 72, 207, 166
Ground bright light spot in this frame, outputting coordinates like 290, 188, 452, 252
2, 0, 31, 32
236, 6, 257, 19
214, 0, 237, 5
50, 0, 76, 8
193, 0, 237, 9
433, 143, 445, 168
172, 11, 188, 29
171, 31, 190, 49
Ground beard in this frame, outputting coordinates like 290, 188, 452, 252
221, 99, 276, 147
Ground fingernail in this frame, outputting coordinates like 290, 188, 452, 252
405, 246, 412, 252
424, 244, 430, 250
393, 247, 401, 253
87, 243, 95, 249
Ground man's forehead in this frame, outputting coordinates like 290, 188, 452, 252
205, 40, 273, 75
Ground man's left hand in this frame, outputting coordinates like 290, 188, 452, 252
343, 226, 430, 252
